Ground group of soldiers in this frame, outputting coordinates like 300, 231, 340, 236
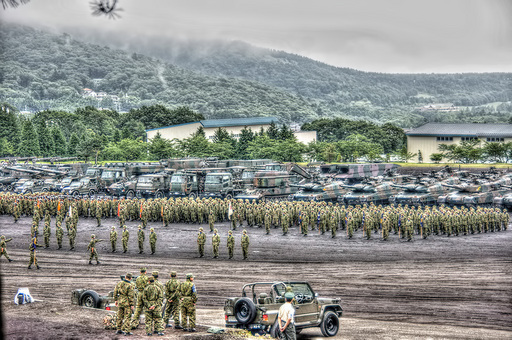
0, 192, 510, 268
114, 267, 197, 336
197, 227, 250, 259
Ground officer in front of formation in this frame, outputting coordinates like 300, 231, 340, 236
178, 273, 197, 332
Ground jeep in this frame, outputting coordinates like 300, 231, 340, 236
224, 281, 342, 337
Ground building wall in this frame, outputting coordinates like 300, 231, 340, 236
204, 124, 272, 140
293, 130, 317, 144
408, 136, 512, 162
146, 122, 202, 141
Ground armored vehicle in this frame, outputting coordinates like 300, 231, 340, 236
390, 177, 461, 206
290, 181, 347, 202
320, 163, 400, 181
62, 177, 100, 197
235, 171, 299, 202
169, 170, 206, 198
494, 186, 512, 210
224, 281, 342, 337
341, 182, 398, 205
438, 181, 493, 206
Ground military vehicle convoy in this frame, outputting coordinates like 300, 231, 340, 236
224, 281, 342, 337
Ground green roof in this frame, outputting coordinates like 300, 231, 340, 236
146, 117, 279, 132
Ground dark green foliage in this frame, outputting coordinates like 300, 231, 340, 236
235, 127, 254, 159
37, 120, 54, 157
148, 132, 179, 160
429, 153, 444, 164
121, 105, 204, 130
51, 126, 67, 156
18, 119, 40, 156
0, 103, 20, 144
67, 132, 80, 156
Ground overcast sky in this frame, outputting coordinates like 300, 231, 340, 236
2, 0, 512, 73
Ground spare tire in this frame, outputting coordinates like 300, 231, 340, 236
234, 297, 257, 324
80, 290, 101, 308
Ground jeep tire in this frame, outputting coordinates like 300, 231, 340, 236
320, 311, 339, 337
269, 320, 281, 339
233, 297, 257, 324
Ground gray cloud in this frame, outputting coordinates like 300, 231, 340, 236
1, 0, 511, 73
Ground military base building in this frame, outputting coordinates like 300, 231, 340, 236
406, 123, 512, 162
146, 117, 317, 144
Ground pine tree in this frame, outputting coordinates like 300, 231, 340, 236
38, 120, 55, 157
18, 119, 40, 156
51, 126, 67, 156
67, 132, 80, 156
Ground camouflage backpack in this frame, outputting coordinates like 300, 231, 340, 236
103, 313, 117, 330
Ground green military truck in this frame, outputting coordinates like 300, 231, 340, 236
224, 281, 342, 337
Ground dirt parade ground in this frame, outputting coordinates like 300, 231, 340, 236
1, 213, 511, 339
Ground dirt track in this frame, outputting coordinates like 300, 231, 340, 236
1, 214, 511, 339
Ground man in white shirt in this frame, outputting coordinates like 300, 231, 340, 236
277, 292, 296, 340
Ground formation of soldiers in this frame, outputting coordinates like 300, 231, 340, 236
196, 227, 250, 259
114, 267, 197, 336
0, 192, 510, 267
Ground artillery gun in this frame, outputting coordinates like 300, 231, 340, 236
320, 163, 401, 181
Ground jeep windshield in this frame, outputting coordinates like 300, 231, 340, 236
61, 178, 73, 185
85, 169, 99, 177
138, 177, 153, 183
101, 171, 116, 179
171, 175, 185, 183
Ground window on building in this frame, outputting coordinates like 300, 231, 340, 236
486, 137, 504, 142
461, 137, 478, 141
436, 136, 453, 141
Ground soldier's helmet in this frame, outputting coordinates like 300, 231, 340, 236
243, 229, 247, 234
228, 230, 232, 234
170, 271, 177, 277
140, 267, 147, 273
150, 227, 154, 231
126, 273, 133, 279
138, 225, 142, 229
111, 226, 115, 229
214, 228, 218, 233
152, 271, 159, 277
123, 225, 127, 229
1, 235, 5, 239
91, 234, 96, 238
199, 227, 204, 231
186, 273, 194, 279
148, 276, 155, 282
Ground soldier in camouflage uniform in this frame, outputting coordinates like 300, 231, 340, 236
227, 230, 235, 259
122, 225, 129, 253
131, 267, 149, 329
137, 225, 145, 254
143, 276, 165, 336
114, 272, 135, 335
177, 273, 197, 332
55, 220, 63, 249
163, 271, 181, 328
212, 228, 220, 258
68, 225, 76, 251
208, 209, 215, 232
241, 229, 250, 260
28, 235, 42, 269
152, 271, 165, 331
197, 227, 206, 258
0, 235, 13, 262
43, 219, 51, 248
87, 234, 103, 265
149, 227, 157, 255
110, 226, 118, 253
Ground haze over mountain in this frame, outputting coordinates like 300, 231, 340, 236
1, 24, 511, 127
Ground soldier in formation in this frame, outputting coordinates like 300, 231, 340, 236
178, 273, 197, 332
197, 227, 206, 258
55, 221, 63, 249
0, 235, 14, 262
212, 228, 220, 258
227, 230, 235, 259
131, 267, 148, 330
114, 272, 135, 336
149, 227, 157, 255
142, 276, 165, 336
163, 271, 181, 328
241, 229, 250, 260
122, 225, 129, 253
137, 225, 145, 254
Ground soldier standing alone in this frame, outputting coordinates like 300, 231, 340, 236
142, 276, 165, 336
110, 226, 118, 253
163, 271, 181, 328
241, 229, 250, 260
197, 227, 206, 258
149, 227, 157, 255
227, 230, 235, 259
131, 267, 149, 329
138, 225, 145, 254
114, 272, 135, 336
178, 273, 197, 332
28, 234, 42, 269
212, 228, 220, 258
122, 225, 129, 253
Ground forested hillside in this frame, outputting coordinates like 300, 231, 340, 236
1, 24, 511, 126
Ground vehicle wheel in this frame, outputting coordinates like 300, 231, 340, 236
80, 290, 101, 308
225, 194, 233, 200
126, 190, 135, 199
155, 190, 164, 199
269, 320, 281, 338
42, 188, 49, 192
233, 297, 257, 324
320, 311, 339, 337
26, 189, 33, 194
72, 190, 80, 198
189, 192, 197, 199
295, 328, 302, 335
6, 185, 13, 191
88, 189, 96, 197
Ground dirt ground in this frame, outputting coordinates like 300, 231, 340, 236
1, 213, 511, 339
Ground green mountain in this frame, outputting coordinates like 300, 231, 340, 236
1, 24, 511, 127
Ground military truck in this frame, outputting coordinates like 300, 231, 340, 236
202, 172, 245, 199
224, 281, 342, 337
14, 179, 46, 194
108, 172, 174, 198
